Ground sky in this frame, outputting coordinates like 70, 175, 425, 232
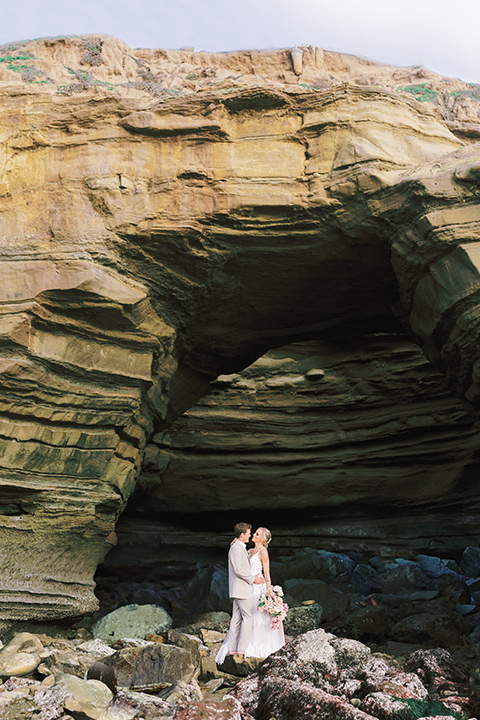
2, 0, 480, 83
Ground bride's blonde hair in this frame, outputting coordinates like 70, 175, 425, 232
259, 527, 272, 546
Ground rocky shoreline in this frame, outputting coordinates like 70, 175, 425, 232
1, 545, 479, 718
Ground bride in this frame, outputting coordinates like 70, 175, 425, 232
216, 526, 285, 663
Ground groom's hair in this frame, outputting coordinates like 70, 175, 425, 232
234, 522, 251, 538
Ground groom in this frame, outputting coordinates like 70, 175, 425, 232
227, 521, 263, 656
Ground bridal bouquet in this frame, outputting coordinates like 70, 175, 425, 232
258, 584, 289, 629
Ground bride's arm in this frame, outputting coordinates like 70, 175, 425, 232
260, 548, 272, 587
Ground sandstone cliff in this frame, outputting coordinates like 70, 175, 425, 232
1, 35, 480, 618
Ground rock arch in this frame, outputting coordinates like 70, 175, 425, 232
1, 57, 480, 617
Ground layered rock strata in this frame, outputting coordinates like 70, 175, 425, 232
143, 338, 480, 515
0, 35, 480, 617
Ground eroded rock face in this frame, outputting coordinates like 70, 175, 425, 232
1, 35, 480, 618
141, 338, 480, 515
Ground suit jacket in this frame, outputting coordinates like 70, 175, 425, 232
228, 539, 255, 599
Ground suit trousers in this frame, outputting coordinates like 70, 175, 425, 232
229, 596, 254, 653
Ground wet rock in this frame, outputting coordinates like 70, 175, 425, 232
416, 555, 466, 591
277, 549, 355, 588
381, 563, 431, 595
92, 604, 173, 643
284, 578, 349, 621
314, 551, 356, 585
180, 566, 230, 617
339, 606, 389, 642
390, 611, 467, 647
102, 642, 197, 692
352, 564, 383, 595
283, 602, 323, 636
460, 546, 480, 578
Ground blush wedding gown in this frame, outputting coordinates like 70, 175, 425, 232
215, 550, 285, 664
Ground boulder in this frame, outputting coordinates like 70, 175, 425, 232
352, 564, 383, 595
360, 693, 460, 720
381, 563, 431, 595
92, 604, 172, 643
338, 606, 389, 642
175, 696, 251, 720
403, 648, 471, 692
390, 612, 468, 648
0, 632, 44, 678
283, 602, 323, 636
230, 629, 371, 715
189, 612, 232, 634
257, 676, 375, 720
284, 579, 349, 622
102, 642, 197, 692
460, 546, 480, 578
180, 566, 230, 617
61, 673, 114, 720
99, 689, 174, 720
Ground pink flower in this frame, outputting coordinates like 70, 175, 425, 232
258, 585, 289, 629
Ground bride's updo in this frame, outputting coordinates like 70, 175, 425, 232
259, 527, 272, 546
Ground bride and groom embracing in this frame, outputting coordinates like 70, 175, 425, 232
215, 521, 286, 664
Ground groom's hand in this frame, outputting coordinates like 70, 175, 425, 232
254, 574, 264, 584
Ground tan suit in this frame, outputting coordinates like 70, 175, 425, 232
227, 539, 255, 653
228, 538, 255, 598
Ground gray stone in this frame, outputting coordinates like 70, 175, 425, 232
92, 604, 172, 643
61, 673, 113, 719
391, 611, 468, 648
329, 637, 371, 673
460, 546, 480, 578
351, 564, 382, 595
284, 578, 349, 621
99, 689, 174, 720
103, 642, 197, 692
181, 566, 230, 617
381, 562, 431, 594
1, 632, 43, 656
192, 612, 231, 632
167, 628, 205, 669
283, 602, 323, 636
